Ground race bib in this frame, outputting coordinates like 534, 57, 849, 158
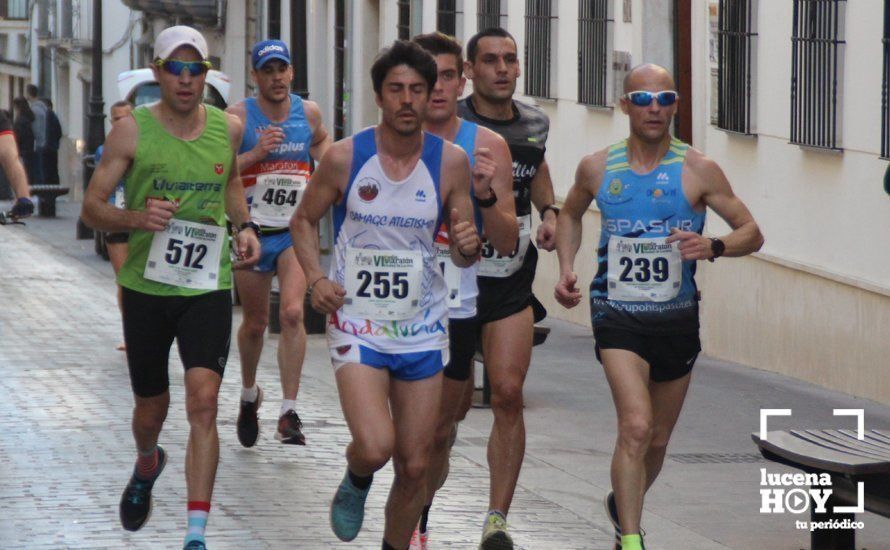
113, 185, 125, 209
343, 247, 424, 320
607, 236, 682, 302
478, 214, 531, 278
435, 242, 461, 308
251, 173, 307, 223
144, 219, 225, 290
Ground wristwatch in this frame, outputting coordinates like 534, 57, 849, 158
476, 188, 497, 208
708, 238, 725, 262
239, 221, 262, 238
540, 204, 560, 221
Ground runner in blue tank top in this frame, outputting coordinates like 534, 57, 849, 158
292, 41, 480, 550
555, 64, 764, 550
227, 40, 332, 448
411, 32, 519, 550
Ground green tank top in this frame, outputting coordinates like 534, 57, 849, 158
117, 105, 234, 296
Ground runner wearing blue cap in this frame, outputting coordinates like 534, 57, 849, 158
227, 39, 332, 448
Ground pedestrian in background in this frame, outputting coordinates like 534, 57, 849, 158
43, 98, 62, 185
25, 84, 47, 184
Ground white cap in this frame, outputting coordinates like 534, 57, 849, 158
153, 26, 209, 60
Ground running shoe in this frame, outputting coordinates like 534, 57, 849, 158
119, 445, 167, 531
275, 409, 306, 445
330, 471, 371, 541
409, 525, 429, 550
183, 540, 206, 550
479, 512, 513, 550
605, 491, 621, 549
236, 385, 263, 448
605, 492, 646, 550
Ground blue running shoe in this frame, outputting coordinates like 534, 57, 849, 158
183, 540, 206, 550
330, 471, 371, 541
119, 445, 167, 531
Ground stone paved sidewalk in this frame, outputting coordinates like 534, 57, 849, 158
0, 220, 610, 549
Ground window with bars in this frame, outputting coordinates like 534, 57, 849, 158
790, 0, 846, 150
397, 0, 411, 40
437, 0, 464, 38
478, 0, 507, 30
881, 0, 889, 158
524, 1, 556, 99
717, 0, 757, 134
0, 0, 28, 20
578, 0, 613, 107
334, 0, 347, 140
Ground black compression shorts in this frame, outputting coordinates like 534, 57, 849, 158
122, 287, 232, 397
594, 326, 700, 382
444, 317, 481, 381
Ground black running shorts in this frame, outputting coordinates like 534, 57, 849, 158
122, 287, 232, 397
444, 317, 481, 381
477, 246, 546, 325
593, 326, 700, 382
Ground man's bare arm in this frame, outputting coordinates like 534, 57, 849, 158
291, 139, 351, 286
530, 159, 558, 250
669, 150, 764, 260
304, 100, 333, 163
441, 143, 478, 268
475, 128, 518, 255
81, 117, 143, 232
554, 150, 604, 308
0, 134, 30, 200
224, 114, 251, 227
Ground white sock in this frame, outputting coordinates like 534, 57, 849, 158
280, 399, 296, 416
241, 384, 259, 403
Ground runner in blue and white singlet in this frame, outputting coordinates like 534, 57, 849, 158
328, 127, 450, 368
590, 138, 706, 334
227, 39, 332, 448
291, 41, 480, 547
555, 64, 763, 550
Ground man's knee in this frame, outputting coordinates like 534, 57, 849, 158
352, 436, 394, 471
240, 313, 268, 339
618, 414, 654, 453
280, 302, 304, 330
394, 451, 431, 485
186, 385, 220, 428
490, 372, 524, 415
133, 400, 167, 432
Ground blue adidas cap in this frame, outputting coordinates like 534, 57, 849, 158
251, 39, 291, 69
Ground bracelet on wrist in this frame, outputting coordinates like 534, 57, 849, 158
307, 276, 328, 296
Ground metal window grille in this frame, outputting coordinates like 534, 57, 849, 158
881, 0, 890, 158
478, 0, 506, 30
0, 0, 28, 19
268, 0, 281, 39
524, 0, 555, 99
334, 0, 346, 140
437, 0, 463, 37
397, 0, 411, 40
717, 0, 757, 134
790, 0, 846, 150
578, 0, 613, 107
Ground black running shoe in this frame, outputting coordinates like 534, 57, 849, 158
119, 445, 167, 531
276, 409, 306, 445
605, 492, 621, 549
237, 386, 263, 447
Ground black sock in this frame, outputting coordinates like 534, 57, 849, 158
381, 540, 398, 550
419, 504, 431, 533
348, 469, 373, 490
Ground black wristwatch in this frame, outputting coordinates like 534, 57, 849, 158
239, 221, 261, 238
708, 238, 725, 262
540, 204, 560, 221
476, 188, 497, 208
